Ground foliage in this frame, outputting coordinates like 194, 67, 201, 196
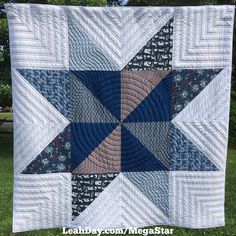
0, 83, 12, 107
0, 12, 11, 108
47, 0, 107, 5
127, 0, 217, 5
107, 0, 121, 6
127, 0, 236, 5
0, 16, 10, 85
0, 0, 107, 5
230, 90, 236, 147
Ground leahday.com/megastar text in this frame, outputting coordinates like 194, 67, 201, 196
62, 226, 174, 235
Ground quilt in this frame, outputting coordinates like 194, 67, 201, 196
5, 4, 235, 233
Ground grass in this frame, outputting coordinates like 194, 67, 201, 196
0, 112, 13, 121
0, 128, 236, 236
0, 124, 13, 133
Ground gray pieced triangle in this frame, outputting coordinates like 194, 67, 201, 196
123, 171, 169, 217
124, 122, 170, 168
68, 16, 119, 70
69, 74, 118, 123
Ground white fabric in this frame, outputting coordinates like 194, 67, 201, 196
13, 173, 72, 233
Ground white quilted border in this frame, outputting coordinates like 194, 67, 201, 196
169, 171, 225, 228
13, 173, 72, 233
5, 3, 69, 70
172, 5, 235, 69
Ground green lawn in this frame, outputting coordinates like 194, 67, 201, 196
0, 131, 236, 236
0, 124, 13, 133
0, 112, 13, 121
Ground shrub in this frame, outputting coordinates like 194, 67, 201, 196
0, 83, 12, 108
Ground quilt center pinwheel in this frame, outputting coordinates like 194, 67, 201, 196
70, 69, 173, 174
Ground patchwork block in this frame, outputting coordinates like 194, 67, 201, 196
5, 4, 234, 232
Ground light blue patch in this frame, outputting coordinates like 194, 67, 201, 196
18, 69, 71, 119
123, 171, 169, 216
170, 124, 218, 171
68, 16, 119, 71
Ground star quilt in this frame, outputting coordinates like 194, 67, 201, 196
5, 4, 235, 233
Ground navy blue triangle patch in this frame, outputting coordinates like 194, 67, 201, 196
72, 173, 118, 218
124, 18, 173, 71
124, 73, 173, 123
170, 124, 218, 171
71, 71, 121, 121
171, 69, 222, 118
71, 123, 118, 171
22, 124, 71, 174
17, 69, 71, 119
121, 126, 167, 172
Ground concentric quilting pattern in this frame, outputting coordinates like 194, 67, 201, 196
71, 71, 121, 120
73, 125, 121, 174
124, 122, 170, 168
121, 70, 170, 121
71, 123, 118, 172
124, 73, 173, 122
6, 4, 234, 232
121, 126, 167, 172
69, 73, 118, 123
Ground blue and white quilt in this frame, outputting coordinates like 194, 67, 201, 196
5, 4, 235, 233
